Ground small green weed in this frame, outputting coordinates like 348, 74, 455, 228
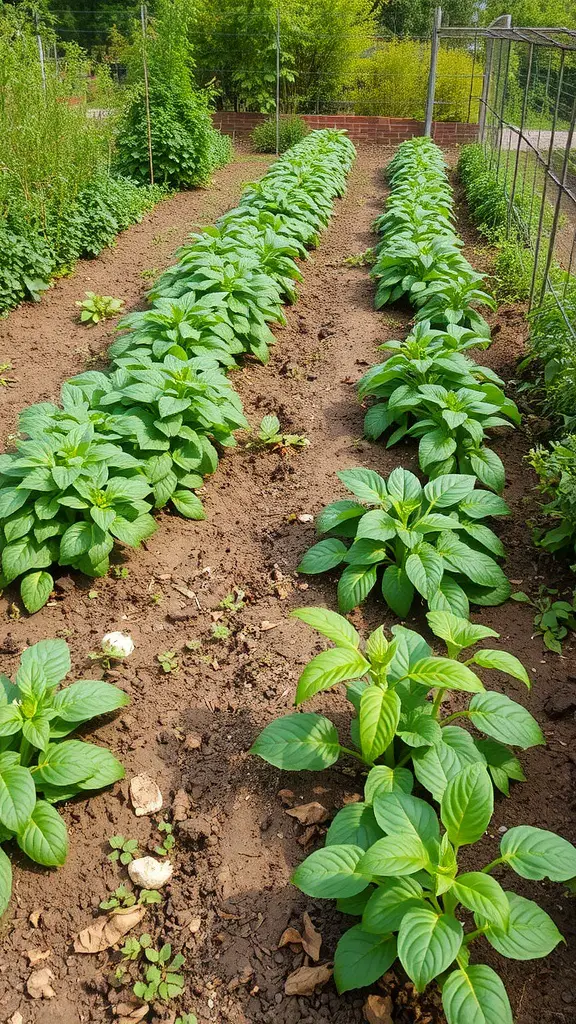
155, 821, 175, 856
76, 291, 124, 325
158, 651, 178, 673
512, 587, 576, 653
108, 835, 139, 865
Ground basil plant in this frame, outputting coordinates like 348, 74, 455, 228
298, 468, 511, 618
292, 763, 576, 1022
0, 638, 127, 916
252, 606, 541, 800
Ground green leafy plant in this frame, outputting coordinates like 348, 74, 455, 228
252, 606, 539, 799
527, 435, 576, 565
76, 292, 124, 325
251, 115, 310, 154
175, 1015, 198, 1024
0, 638, 128, 916
157, 651, 178, 673
132, 942, 185, 1002
298, 468, 510, 617
512, 587, 576, 653
211, 623, 231, 641
291, 764, 576, 1020
219, 588, 246, 612
99, 884, 161, 910
108, 835, 140, 865
155, 820, 175, 856
0, 420, 156, 611
252, 413, 309, 451
121, 933, 154, 961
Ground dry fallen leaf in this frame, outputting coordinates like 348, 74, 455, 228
260, 620, 281, 630
364, 993, 394, 1024
277, 788, 295, 807
25, 948, 51, 966
74, 905, 146, 954
129, 773, 163, 816
286, 801, 329, 825
297, 824, 320, 847
29, 910, 41, 928
278, 926, 302, 949
115, 1001, 150, 1024
342, 792, 363, 805
302, 912, 322, 961
26, 967, 56, 999
172, 787, 191, 822
284, 963, 332, 996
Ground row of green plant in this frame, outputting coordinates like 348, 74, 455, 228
458, 144, 576, 574
299, 137, 514, 618
0, 130, 356, 614
250, 138, 575, 1023
0, 1, 232, 316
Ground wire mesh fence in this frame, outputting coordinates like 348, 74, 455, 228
427, 12, 576, 336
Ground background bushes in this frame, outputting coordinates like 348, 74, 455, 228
251, 116, 310, 154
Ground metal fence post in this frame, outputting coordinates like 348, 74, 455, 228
479, 14, 512, 144
140, 3, 154, 186
424, 6, 442, 137
35, 14, 47, 94
275, 7, 280, 156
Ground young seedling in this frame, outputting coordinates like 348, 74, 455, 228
76, 292, 124, 325
108, 836, 140, 865
133, 943, 185, 1003
157, 651, 178, 673
344, 248, 374, 267
0, 362, 16, 387
251, 414, 309, 452
99, 885, 161, 911
121, 933, 153, 961
155, 821, 175, 857
219, 588, 246, 612
112, 566, 130, 580
512, 587, 576, 653
211, 623, 231, 641
176, 1015, 198, 1024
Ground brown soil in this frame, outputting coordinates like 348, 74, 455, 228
1, 145, 576, 1024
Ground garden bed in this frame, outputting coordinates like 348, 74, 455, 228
0, 144, 575, 1024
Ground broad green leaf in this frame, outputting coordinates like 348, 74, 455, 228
470, 649, 530, 688
398, 907, 463, 992
22, 712, 51, 752
171, 490, 206, 519
296, 648, 369, 704
292, 845, 369, 898
291, 607, 360, 650
364, 765, 414, 803
52, 680, 129, 723
387, 467, 422, 504
441, 764, 493, 847
362, 877, 424, 934
479, 892, 563, 960
334, 925, 397, 993
0, 703, 23, 737
338, 564, 377, 613
451, 872, 510, 930
17, 799, 68, 866
408, 657, 484, 693
426, 611, 498, 651
337, 889, 373, 917
250, 713, 341, 771
381, 564, 414, 618
75, 744, 124, 790
398, 708, 442, 748
442, 725, 486, 766
442, 965, 513, 1024
359, 687, 401, 762
0, 487, 31, 518
355, 509, 397, 543
459, 490, 510, 519
34, 741, 97, 787
0, 846, 12, 917
316, 500, 365, 534
413, 740, 461, 802
298, 538, 347, 574
373, 791, 440, 845
475, 739, 525, 796
406, 546, 444, 599
1, 537, 51, 584
469, 448, 505, 494
500, 825, 576, 881
468, 692, 543, 748
20, 571, 54, 613
0, 765, 36, 832
326, 803, 383, 850
338, 468, 388, 504
424, 474, 476, 508
359, 833, 429, 877
18, 638, 70, 689
429, 576, 470, 617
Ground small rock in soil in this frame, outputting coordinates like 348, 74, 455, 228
544, 686, 576, 719
184, 732, 203, 750
8, 1013, 23, 1024
172, 788, 191, 821
129, 773, 163, 816
26, 967, 56, 999
128, 856, 173, 889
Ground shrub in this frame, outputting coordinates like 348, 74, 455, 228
528, 435, 576, 565
251, 116, 310, 154
0, 222, 54, 312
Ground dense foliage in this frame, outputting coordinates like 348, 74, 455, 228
0, 130, 356, 611
0, 638, 128, 915
251, 115, 310, 153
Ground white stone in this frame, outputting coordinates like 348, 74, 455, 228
128, 857, 173, 889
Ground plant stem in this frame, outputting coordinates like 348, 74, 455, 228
440, 710, 471, 726
463, 927, 488, 945
481, 856, 506, 874
431, 687, 446, 719
19, 736, 32, 766
339, 745, 372, 766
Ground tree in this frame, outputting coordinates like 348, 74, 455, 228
373, 0, 477, 37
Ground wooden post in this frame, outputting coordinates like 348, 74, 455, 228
140, 3, 154, 185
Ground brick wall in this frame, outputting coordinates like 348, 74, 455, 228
211, 111, 478, 145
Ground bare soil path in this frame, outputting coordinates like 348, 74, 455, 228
0, 145, 575, 1024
